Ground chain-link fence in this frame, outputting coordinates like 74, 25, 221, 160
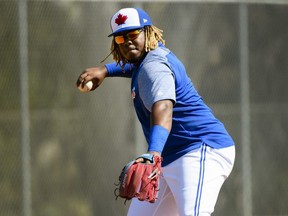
1, 1, 288, 216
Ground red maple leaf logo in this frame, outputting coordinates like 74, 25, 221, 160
115, 14, 128, 25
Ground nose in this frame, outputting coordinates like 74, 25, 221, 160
123, 37, 133, 45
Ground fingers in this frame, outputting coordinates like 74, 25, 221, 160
76, 66, 107, 91
135, 158, 144, 163
76, 69, 93, 87
135, 157, 151, 164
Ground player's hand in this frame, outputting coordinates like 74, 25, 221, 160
135, 151, 161, 164
76, 66, 108, 91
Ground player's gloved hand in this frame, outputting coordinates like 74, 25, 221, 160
115, 153, 162, 203
76, 65, 108, 91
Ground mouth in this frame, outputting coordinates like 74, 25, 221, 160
126, 46, 137, 52
125, 48, 139, 56
119, 45, 144, 63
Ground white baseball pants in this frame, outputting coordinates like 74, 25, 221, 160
127, 144, 235, 216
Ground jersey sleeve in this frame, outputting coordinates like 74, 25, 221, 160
138, 62, 176, 112
105, 62, 134, 78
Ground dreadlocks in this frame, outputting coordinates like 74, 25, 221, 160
101, 25, 165, 71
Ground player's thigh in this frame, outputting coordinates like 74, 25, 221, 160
199, 145, 235, 213
127, 177, 179, 216
162, 147, 204, 215
163, 145, 235, 216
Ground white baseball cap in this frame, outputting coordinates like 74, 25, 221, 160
108, 8, 152, 37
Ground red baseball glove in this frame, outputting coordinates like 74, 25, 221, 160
114, 154, 162, 203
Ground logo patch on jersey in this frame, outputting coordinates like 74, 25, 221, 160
131, 87, 136, 99
115, 14, 128, 26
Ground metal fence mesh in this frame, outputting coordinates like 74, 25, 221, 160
1, 1, 288, 216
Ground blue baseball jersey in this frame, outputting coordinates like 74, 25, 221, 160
106, 44, 234, 166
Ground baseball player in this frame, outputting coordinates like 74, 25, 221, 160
76, 8, 235, 216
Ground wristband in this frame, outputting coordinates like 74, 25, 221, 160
148, 125, 169, 154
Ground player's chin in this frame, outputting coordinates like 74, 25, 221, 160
126, 52, 145, 63
126, 55, 142, 63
